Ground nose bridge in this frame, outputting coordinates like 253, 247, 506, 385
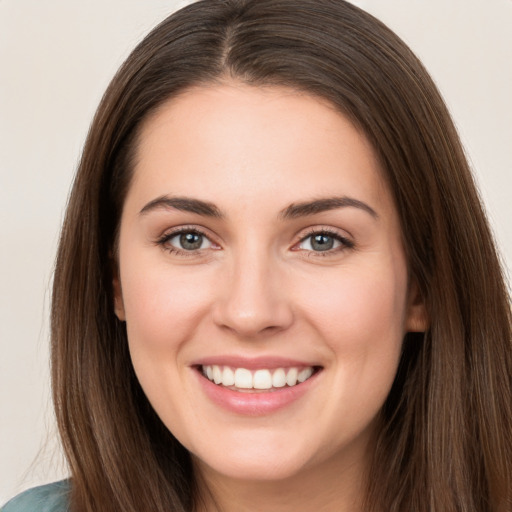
213, 239, 293, 337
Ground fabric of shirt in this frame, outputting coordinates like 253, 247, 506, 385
1, 480, 70, 512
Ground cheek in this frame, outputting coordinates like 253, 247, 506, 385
299, 264, 408, 346
295, 259, 408, 422
119, 261, 218, 431
295, 263, 408, 436
120, 260, 216, 357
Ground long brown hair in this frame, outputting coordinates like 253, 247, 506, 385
51, 1, 512, 510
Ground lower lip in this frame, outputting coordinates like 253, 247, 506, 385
195, 368, 320, 416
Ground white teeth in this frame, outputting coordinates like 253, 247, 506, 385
234, 368, 253, 389
213, 365, 222, 384
222, 366, 235, 386
202, 365, 316, 389
253, 369, 272, 389
272, 368, 286, 388
297, 367, 313, 383
286, 367, 298, 386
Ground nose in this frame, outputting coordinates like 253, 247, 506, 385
212, 249, 294, 338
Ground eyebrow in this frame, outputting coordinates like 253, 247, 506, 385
279, 196, 379, 220
139, 196, 224, 218
139, 195, 378, 220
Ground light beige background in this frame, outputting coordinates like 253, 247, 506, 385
1, 0, 511, 503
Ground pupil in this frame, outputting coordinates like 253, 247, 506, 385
180, 232, 202, 250
311, 234, 333, 251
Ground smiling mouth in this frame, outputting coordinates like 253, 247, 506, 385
200, 365, 320, 392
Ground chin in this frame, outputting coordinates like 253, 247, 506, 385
197, 456, 310, 483
190, 434, 314, 483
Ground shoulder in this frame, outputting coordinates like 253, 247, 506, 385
1, 480, 70, 512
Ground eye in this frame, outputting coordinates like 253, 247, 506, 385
297, 230, 353, 253
158, 228, 214, 253
172, 231, 210, 250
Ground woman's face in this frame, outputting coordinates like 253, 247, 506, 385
114, 83, 426, 484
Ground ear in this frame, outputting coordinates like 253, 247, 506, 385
111, 261, 126, 322
405, 280, 428, 333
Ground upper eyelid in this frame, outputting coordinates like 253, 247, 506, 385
158, 225, 214, 241
296, 225, 353, 242
156, 224, 353, 248
165, 228, 211, 243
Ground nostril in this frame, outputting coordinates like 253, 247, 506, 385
212, 299, 294, 337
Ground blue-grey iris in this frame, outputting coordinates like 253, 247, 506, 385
180, 232, 203, 250
311, 234, 334, 251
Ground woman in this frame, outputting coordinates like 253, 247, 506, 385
3, 0, 511, 511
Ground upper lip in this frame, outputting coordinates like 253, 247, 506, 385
191, 355, 321, 370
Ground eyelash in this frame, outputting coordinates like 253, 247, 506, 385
296, 228, 355, 257
156, 227, 213, 257
155, 226, 354, 257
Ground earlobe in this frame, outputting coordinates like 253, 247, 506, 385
405, 281, 428, 333
112, 270, 126, 322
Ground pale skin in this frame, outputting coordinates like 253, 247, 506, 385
113, 82, 427, 511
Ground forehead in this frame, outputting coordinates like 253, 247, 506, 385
128, 82, 391, 216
